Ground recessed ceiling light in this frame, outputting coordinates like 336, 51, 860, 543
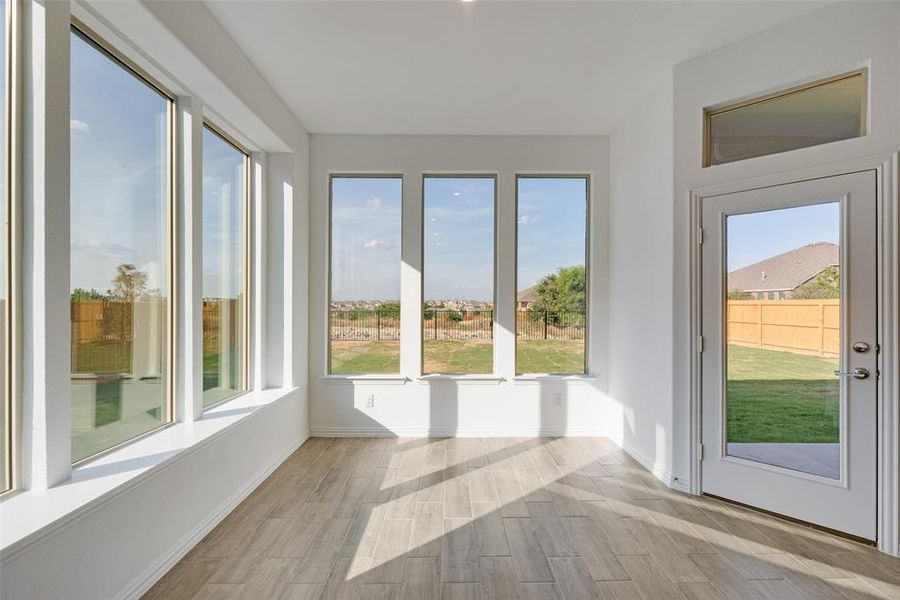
452, 191, 461, 196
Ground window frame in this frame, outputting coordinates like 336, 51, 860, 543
68, 19, 177, 466
201, 119, 251, 410
703, 68, 868, 168
420, 173, 499, 376
1, 0, 15, 494
326, 173, 404, 376
513, 174, 591, 376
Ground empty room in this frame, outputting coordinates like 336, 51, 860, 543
2, 0, 900, 598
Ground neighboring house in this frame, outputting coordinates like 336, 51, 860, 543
517, 285, 537, 310
727, 241, 838, 300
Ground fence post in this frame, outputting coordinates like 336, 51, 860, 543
756, 301, 763, 348
490, 309, 493, 339
543, 312, 548, 340
377, 312, 381, 341
434, 312, 437, 340
819, 301, 825, 356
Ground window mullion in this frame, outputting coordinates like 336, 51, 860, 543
177, 96, 203, 422
21, 0, 71, 487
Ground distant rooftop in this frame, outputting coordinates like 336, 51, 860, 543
728, 242, 838, 293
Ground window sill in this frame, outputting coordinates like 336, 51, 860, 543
511, 374, 599, 384
321, 375, 410, 384
417, 375, 505, 385
0, 386, 299, 560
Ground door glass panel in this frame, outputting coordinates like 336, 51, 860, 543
725, 202, 841, 479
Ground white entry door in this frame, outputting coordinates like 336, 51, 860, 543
700, 171, 877, 541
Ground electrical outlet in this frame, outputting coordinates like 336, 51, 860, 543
365, 394, 375, 408
554, 392, 563, 407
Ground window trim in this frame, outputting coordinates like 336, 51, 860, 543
326, 173, 404, 376
201, 120, 251, 411
421, 173, 499, 376
703, 68, 868, 168
68, 21, 177, 466
1, 0, 15, 495
513, 174, 591, 376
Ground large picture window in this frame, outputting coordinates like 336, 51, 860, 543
1, 0, 10, 491
516, 176, 588, 374
202, 124, 248, 408
329, 176, 402, 374
70, 27, 173, 462
423, 176, 495, 375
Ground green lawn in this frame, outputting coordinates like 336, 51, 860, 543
330, 339, 585, 375
727, 344, 839, 443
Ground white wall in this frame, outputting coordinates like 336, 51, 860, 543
0, 390, 306, 600
609, 71, 676, 485
309, 135, 621, 438
1, 1, 311, 597
672, 0, 900, 487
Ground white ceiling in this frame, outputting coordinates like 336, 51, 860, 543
204, 0, 827, 135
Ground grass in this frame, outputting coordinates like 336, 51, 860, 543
726, 344, 839, 444
330, 339, 585, 375
331, 339, 839, 444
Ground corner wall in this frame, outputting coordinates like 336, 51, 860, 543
308, 135, 620, 438
672, 0, 900, 486
608, 72, 677, 485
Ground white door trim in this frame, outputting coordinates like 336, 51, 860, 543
687, 152, 899, 556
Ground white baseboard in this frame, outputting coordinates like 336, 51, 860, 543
119, 433, 309, 600
309, 426, 609, 438
618, 440, 691, 493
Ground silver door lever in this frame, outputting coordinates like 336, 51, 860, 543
834, 367, 870, 379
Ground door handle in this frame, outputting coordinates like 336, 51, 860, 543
834, 367, 870, 380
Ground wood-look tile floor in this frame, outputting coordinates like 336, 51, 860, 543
145, 437, 900, 599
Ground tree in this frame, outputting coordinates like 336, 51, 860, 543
727, 289, 753, 300
528, 265, 585, 324
111, 263, 148, 301
71, 288, 109, 301
792, 266, 840, 299
375, 301, 401, 320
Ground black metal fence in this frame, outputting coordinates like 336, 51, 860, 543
329, 308, 585, 341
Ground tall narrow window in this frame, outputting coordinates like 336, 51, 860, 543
516, 176, 588, 374
423, 176, 495, 375
0, 0, 10, 490
202, 125, 248, 408
70, 27, 173, 462
329, 176, 402, 374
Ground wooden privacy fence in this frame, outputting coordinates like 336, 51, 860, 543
727, 299, 839, 358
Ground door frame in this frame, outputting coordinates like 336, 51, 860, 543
687, 153, 900, 556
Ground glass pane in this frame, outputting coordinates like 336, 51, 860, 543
516, 177, 587, 374
70, 30, 170, 462
329, 177, 402, 374
708, 71, 865, 166
202, 127, 247, 408
423, 177, 494, 374
725, 202, 841, 478
0, 0, 8, 490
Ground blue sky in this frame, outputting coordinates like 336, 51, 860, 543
71, 31, 245, 300
70, 31, 168, 294
331, 177, 588, 302
517, 177, 587, 293
424, 177, 495, 301
202, 128, 246, 299
331, 177, 402, 301
727, 202, 840, 272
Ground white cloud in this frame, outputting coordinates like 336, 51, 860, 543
70, 119, 90, 133
366, 196, 383, 209
363, 239, 390, 250
518, 213, 539, 225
